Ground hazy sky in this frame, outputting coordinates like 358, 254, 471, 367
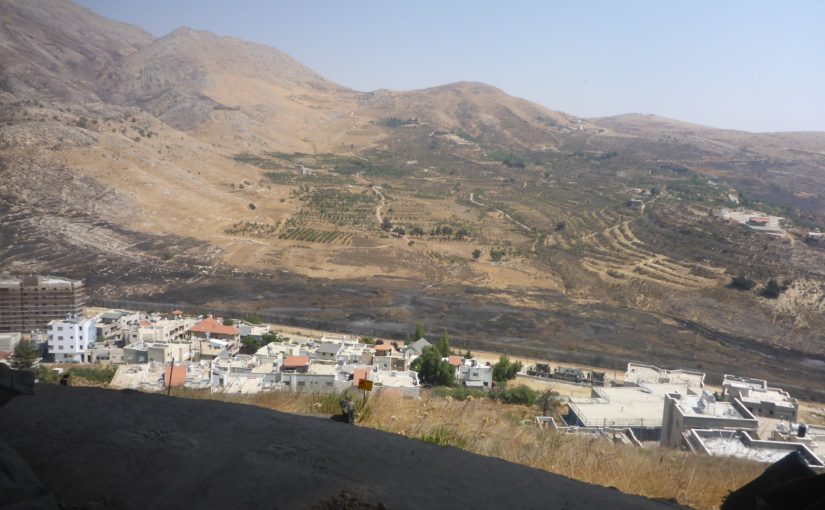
75, 0, 825, 133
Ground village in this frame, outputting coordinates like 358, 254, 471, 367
1, 273, 824, 475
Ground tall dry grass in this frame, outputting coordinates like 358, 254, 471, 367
170, 388, 764, 510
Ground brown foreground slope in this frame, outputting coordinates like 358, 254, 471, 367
0, 385, 688, 510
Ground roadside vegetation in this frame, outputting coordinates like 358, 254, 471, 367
165, 387, 762, 510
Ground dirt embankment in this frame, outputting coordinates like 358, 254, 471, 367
0, 386, 686, 510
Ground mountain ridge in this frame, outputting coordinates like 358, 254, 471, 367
3, 0, 825, 401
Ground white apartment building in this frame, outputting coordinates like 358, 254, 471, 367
127, 318, 195, 344
48, 315, 97, 363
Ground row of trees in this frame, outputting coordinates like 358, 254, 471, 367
382, 219, 470, 240
410, 325, 522, 388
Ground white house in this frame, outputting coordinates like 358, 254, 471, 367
456, 358, 494, 389
48, 315, 97, 363
238, 322, 270, 338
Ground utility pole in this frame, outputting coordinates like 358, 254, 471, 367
166, 357, 174, 396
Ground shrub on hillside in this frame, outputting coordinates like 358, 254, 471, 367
490, 384, 538, 406
729, 274, 755, 291
760, 278, 786, 299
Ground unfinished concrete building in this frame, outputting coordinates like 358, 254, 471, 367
0, 274, 86, 333
624, 363, 705, 388
685, 429, 823, 468
722, 374, 799, 421
661, 391, 758, 448
564, 383, 695, 441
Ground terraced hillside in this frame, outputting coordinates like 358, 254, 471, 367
3, 0, 825, 398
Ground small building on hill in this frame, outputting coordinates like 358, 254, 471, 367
189, 316, 239, 341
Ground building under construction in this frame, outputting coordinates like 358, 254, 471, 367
0, 274, 86, 333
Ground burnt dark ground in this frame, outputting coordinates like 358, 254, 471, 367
3, 159, 825, 401
92, 267, 825, 401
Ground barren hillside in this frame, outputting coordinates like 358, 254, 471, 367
2, 0, 825, 398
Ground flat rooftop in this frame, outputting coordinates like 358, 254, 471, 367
567, 385, 688, 428
625, 364, 705, 387
678, 395, 747, 419
306, 364, 337, 376
740, 387, 796, 405
372, 370, 418, 388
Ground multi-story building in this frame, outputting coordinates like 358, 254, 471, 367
48, 315, 97, 363
661, 391, 758, 448
0, 274, 86, 333
722, 374, 799, 421
126, 317, 195, 344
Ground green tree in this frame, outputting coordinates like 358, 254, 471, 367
222, 318, 234, 326
489, 248, 506, 262
411, 347, 455, 387
245, 314, 263, 325
260, 331, 281, 344
11, 340, 40, 370
435, 331, 450, 357
413, 322, 426, 340
241, 336, 261, 351
242, 331, 281, 352
492, 355, 522, 383
471, 249, 481, 260
761, 278, 784, 299
538, 390, 562, 416
463, 349, 473, 359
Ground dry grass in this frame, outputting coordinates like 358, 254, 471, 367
168, 388, 764, 509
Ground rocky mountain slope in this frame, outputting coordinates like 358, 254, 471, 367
2, 0, 825, 397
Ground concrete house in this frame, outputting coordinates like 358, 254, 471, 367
722, 374, 799, 421
456, 359, 493, 389
189, 316, 240, 341
404, 338, 432, 357
316, 342, 342, 362
661, 392, 758, 448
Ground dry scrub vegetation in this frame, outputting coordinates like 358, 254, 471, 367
170, 388, 764, 510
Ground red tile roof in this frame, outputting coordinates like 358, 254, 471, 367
448, 355, 463, 367
283, 355, 310, 368
190, 317, 239, 336
374, 343, 393, 352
